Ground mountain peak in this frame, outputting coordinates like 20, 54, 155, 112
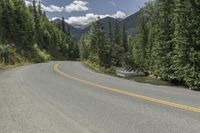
53, 10, 141, 38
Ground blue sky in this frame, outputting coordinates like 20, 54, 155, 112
25, 0, 150, 28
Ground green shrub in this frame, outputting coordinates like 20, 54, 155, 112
84, 60, 116, 75
0, 43, 18, 65
32, 44, 51, 63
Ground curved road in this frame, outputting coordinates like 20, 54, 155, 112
0, 61, 200, 133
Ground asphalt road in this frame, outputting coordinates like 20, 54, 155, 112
0, 61, 200, 133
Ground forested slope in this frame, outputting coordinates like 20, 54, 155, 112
0, 0, 78, 67
130, 0, 200, 90
78, 0, 200, 90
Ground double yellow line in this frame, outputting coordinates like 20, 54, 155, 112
54, 62, 200, 113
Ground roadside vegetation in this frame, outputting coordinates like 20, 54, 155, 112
78, 18, 128, 72
0, 0, 79, 69
78, 0, 200, 90
83, 60, 116, 74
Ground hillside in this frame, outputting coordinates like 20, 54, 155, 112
120, 9, 141, 35
53, 19, 84, 38
0, 0, 76, 67
55, 10, 141, 38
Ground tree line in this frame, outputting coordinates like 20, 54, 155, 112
130, 0, 200, 90
0, 0, 77, 65
78, 19, 128, 69
79, 0, 200, 90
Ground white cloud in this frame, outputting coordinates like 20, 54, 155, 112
25, 0, 89, 13
25, 0, 42, 6
65, 0, 89, 13
41, 4, 64, 12
112, 11, 126, 19
65, 11, 127, 28
65, 13, 99, 28
108, 1, 116, 7
50, 17, 60, 21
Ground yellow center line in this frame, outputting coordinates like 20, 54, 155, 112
54, 62, 200, 113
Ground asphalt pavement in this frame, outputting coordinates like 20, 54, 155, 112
0, 61, 199, 133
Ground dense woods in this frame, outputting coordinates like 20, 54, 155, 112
131, 0, 200, 90
79, 0, 200, 90
0, 0, 76, 65
79, 19, 127, 68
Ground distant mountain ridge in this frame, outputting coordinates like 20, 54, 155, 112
53, 10, 141, 38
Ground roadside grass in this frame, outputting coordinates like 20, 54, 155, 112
33, 44, 51, 62
83, 61, 179, 87
82, 60, 116, 75
0, 43, 51, 71
0, 62, 31, 71
125, 76, 174, 86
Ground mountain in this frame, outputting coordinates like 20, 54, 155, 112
53, 19, 84, 38
97, 17, 120, 32
76, 17, 120, 37
120, 9, 141, 35
53, 10, 141, 39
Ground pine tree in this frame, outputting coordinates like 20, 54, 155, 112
61, 17, 65, 33
172, 0, 191, 84
0, 0, 2, 41
0, 0, 15, 42
32, 0, 37, 14
84, 18, 112, 67
108, 21, 113, 42
32, 0, 40, 44
177, 1, 200, 89
132, 10, 148, 69
67, 26, 71, 36
0, 0, 73, 63
111, 20, 124, 66
13, 0, 35, 47
191, 2, 200, 88
97, 23, 112, 68
89, 22, 99, 55
38, 0, 42, 16
122, 24, 128, 53
79, 33, 90, 60
150, 0, 174, 79
114, 20, 121, 45
122, 0, 200, 89
42, 11, 46, 17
